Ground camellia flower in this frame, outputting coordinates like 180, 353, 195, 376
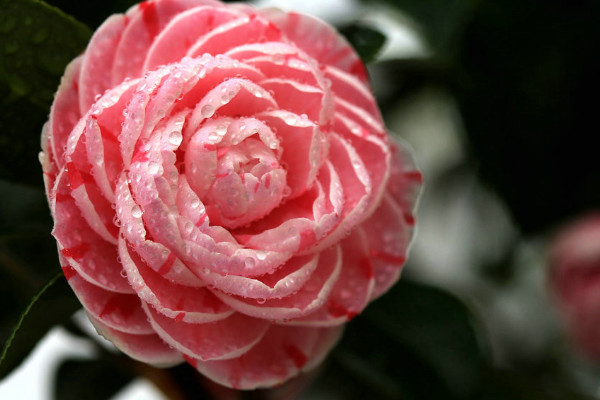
550, 213, 600, 360
40, 0, 422, 389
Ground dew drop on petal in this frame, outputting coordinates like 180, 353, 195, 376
131, 205, 143, 218
168, 131, 182, 146
216, 125, 227, 136
201, 104, 215, 118
148, 162, 160, 174
190, 198, 200, 209
285, 114, 296, 126
256, 297, 266, 304
244, 257, 256, 269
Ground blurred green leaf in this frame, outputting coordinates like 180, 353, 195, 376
454, 0, 600, 233
359, 0, 475, 55
479, 368, 595, 400
0, 179, 51, 235
307, 279, 485, 399
0, 272, 80, 380
0, 0, 91, 185
369, 59, 450, 116
45, 0, 138, 29
54, 358, 135, 400
0, 179, 59, 305
340, 23, 386, 64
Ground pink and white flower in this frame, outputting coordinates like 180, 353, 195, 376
40, 0, 421, 389
550, 213, 600, 360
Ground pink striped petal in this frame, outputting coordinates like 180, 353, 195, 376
79, 15, 128, 113
191, 325, 343, 390
334, 114, 391, 217
48, 56, 83, 168
89, 315, 183, 366
67, 271, 152, 334
286, 229, 374, 326
119, 238, 234, 323
325, 65, 382, 125
214, 245, 342, 321
52, 169, 132, 294
260, 78, 326, 122
259, 9, 367, 82
308, 132, 373, 253
186, 14, 282, 58
143, 6, 242, 71
257, 110, 325, 199
111, 0, 214, 84
143, 303, 269, 361
361, 194, 412, 300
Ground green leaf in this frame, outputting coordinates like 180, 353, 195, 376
54, 358, 135, 400
0, 272, 80, 380
360, 0, 475, 55
0, 179, 60, 308
0, 179, 52, 235
340, 23, 387, 64
45, 0, 138, 29
0, 0, 91, 185
453, 0, 600, 233
306, 279, 486, 399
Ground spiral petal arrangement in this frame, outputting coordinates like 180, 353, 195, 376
40, 0, 422, 389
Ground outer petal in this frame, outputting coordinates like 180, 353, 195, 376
52, 169, 132, 294
189, 325, 344, 390
48, 56, 84, 169
143, 304, 270, 361
260, 9, 368, 82
89, 315, 183, 366
79, 15, 128, 113
66, 271, 152, 334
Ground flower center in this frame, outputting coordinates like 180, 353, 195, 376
185, 117, 288, 228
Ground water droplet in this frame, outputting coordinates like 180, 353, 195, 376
148, 161, 160, 174
201, 104, 214, 118
256, 297, 266, 304
168, 131, 182, 146
215, 125, 227, 136
285, 114, 296, 126
253, 89, 263, 98
131, 205, 143, 218
190, 198, 200, 209
256, 251, 267, 261
184, 221, 194, 234
244, 257, 256, 269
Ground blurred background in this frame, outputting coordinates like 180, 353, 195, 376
1, 0, 600, 398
